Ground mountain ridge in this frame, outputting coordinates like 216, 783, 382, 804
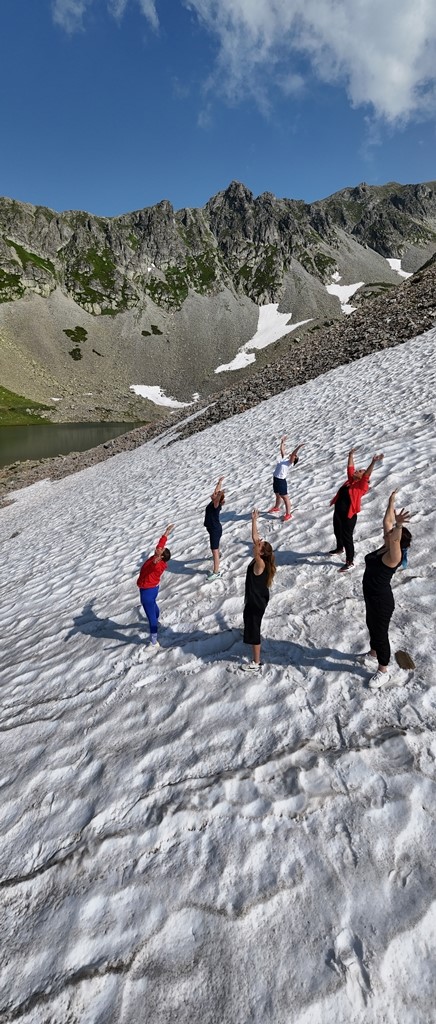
0, 179, 436, 421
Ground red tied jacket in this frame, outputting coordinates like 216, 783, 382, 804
330, 467, 369, 518
137, 535, 168, 589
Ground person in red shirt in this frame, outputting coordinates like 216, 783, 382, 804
137, 524, 174, 646
329, 449, 384, 572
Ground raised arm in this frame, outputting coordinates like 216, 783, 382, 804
154, 523, 174, 559
364, 453, 384, 480
289, 442, 304, 464
383, 494, 411, 566
280, 435, 287, 458
251, 509, 265, 571
211, 476, 224, 505
347, 447, 356, 470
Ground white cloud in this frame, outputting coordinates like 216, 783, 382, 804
53, 0, 158, 33
52, 0, 89, 32
183, 0, 436, 122
51, 0, 436, 122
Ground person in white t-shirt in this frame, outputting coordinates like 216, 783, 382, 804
268, 436, 304, 521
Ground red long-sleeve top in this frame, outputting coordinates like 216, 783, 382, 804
330, 467, 370, 518
137, 535, 168, 589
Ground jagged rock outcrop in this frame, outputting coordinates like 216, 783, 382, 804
0, 180, 436, 420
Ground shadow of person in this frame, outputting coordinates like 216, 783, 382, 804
261, 637, 366, 676
165, 558, 204, 577
65, 601, 238, 660
221, 511, 251, 524
65, 600, 145, 647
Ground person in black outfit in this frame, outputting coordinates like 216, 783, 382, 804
361, 490, 412, 688
242, 509, 276, 671
330, 448, 384, 573
204, 476, 225, 581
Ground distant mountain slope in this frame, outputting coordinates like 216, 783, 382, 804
0, 180, 435, 421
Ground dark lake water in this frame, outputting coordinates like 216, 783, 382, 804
0, 423, 133, 469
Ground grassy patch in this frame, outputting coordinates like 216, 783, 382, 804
313, 251, 336, 276
63, 325, 88, 343
0, 385, 51, 425
69, 347, 82, 361
144, 249, 220, 309
0, 268, 25, 302
6, 239, 55, 274
151, 324, 162, 335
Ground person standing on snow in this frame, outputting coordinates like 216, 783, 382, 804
361, 491, 412, 688
329, 448, 384, 572
268, 436, 304, 522
242, 509, 276, 671
137, 524, 174, 646
204, 476, 225, 582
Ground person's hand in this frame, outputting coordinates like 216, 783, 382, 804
373, 453, 384, 462
165, 523, 175, 535
348, 447, 356, 456
388, 489, 397, 504
394, 508, 411, 526
281, 435, 287, 442
252, 508, 259, 521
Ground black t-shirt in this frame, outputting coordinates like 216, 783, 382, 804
204, 501, 220, 530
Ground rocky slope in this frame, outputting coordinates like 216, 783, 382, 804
0, 180, 436, 420
2, 252, 435, 502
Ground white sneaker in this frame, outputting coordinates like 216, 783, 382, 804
241, 661, 261, 672
369, 668, 390, 689
206, 571, 222, 582
150, 634, 160, 648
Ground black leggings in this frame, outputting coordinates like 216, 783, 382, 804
364, 593, 395, 667
333, 510, 357, 563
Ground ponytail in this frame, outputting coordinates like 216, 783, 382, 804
262, 542, 276, 588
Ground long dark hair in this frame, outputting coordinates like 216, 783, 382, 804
262, 541, 276, 588
401, 527, 412, 550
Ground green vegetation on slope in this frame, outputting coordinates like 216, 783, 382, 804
6, 239, 55, 275
0, 268, 25, 302
0, 386, 51, 425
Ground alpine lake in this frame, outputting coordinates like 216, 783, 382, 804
0, 422, 134, 469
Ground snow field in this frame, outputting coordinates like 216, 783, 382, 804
0, 328, 436, 1023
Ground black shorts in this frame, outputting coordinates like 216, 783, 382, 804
273, 475, 287, 496
207, 525, 222, 551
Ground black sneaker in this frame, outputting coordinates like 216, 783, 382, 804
328, 547, 344, 554
338, 562, 354, 573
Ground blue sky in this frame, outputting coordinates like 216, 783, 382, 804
1, 0, 435, 216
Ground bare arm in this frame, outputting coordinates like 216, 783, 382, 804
251, 509, 265, 572
211, 476, 224, 506
289, 442, 304, 464
280, 435, 287, 458
383, 491, 396, 539
383, 497, 411, 567
347, 447, 356, 470
364, 453, 384, 479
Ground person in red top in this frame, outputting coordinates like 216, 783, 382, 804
137, 524, 174, 646
329, 449, 384, 572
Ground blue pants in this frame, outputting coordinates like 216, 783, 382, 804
140, 586, 160, 634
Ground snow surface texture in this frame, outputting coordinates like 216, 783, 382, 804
1, 329, 436, 1024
